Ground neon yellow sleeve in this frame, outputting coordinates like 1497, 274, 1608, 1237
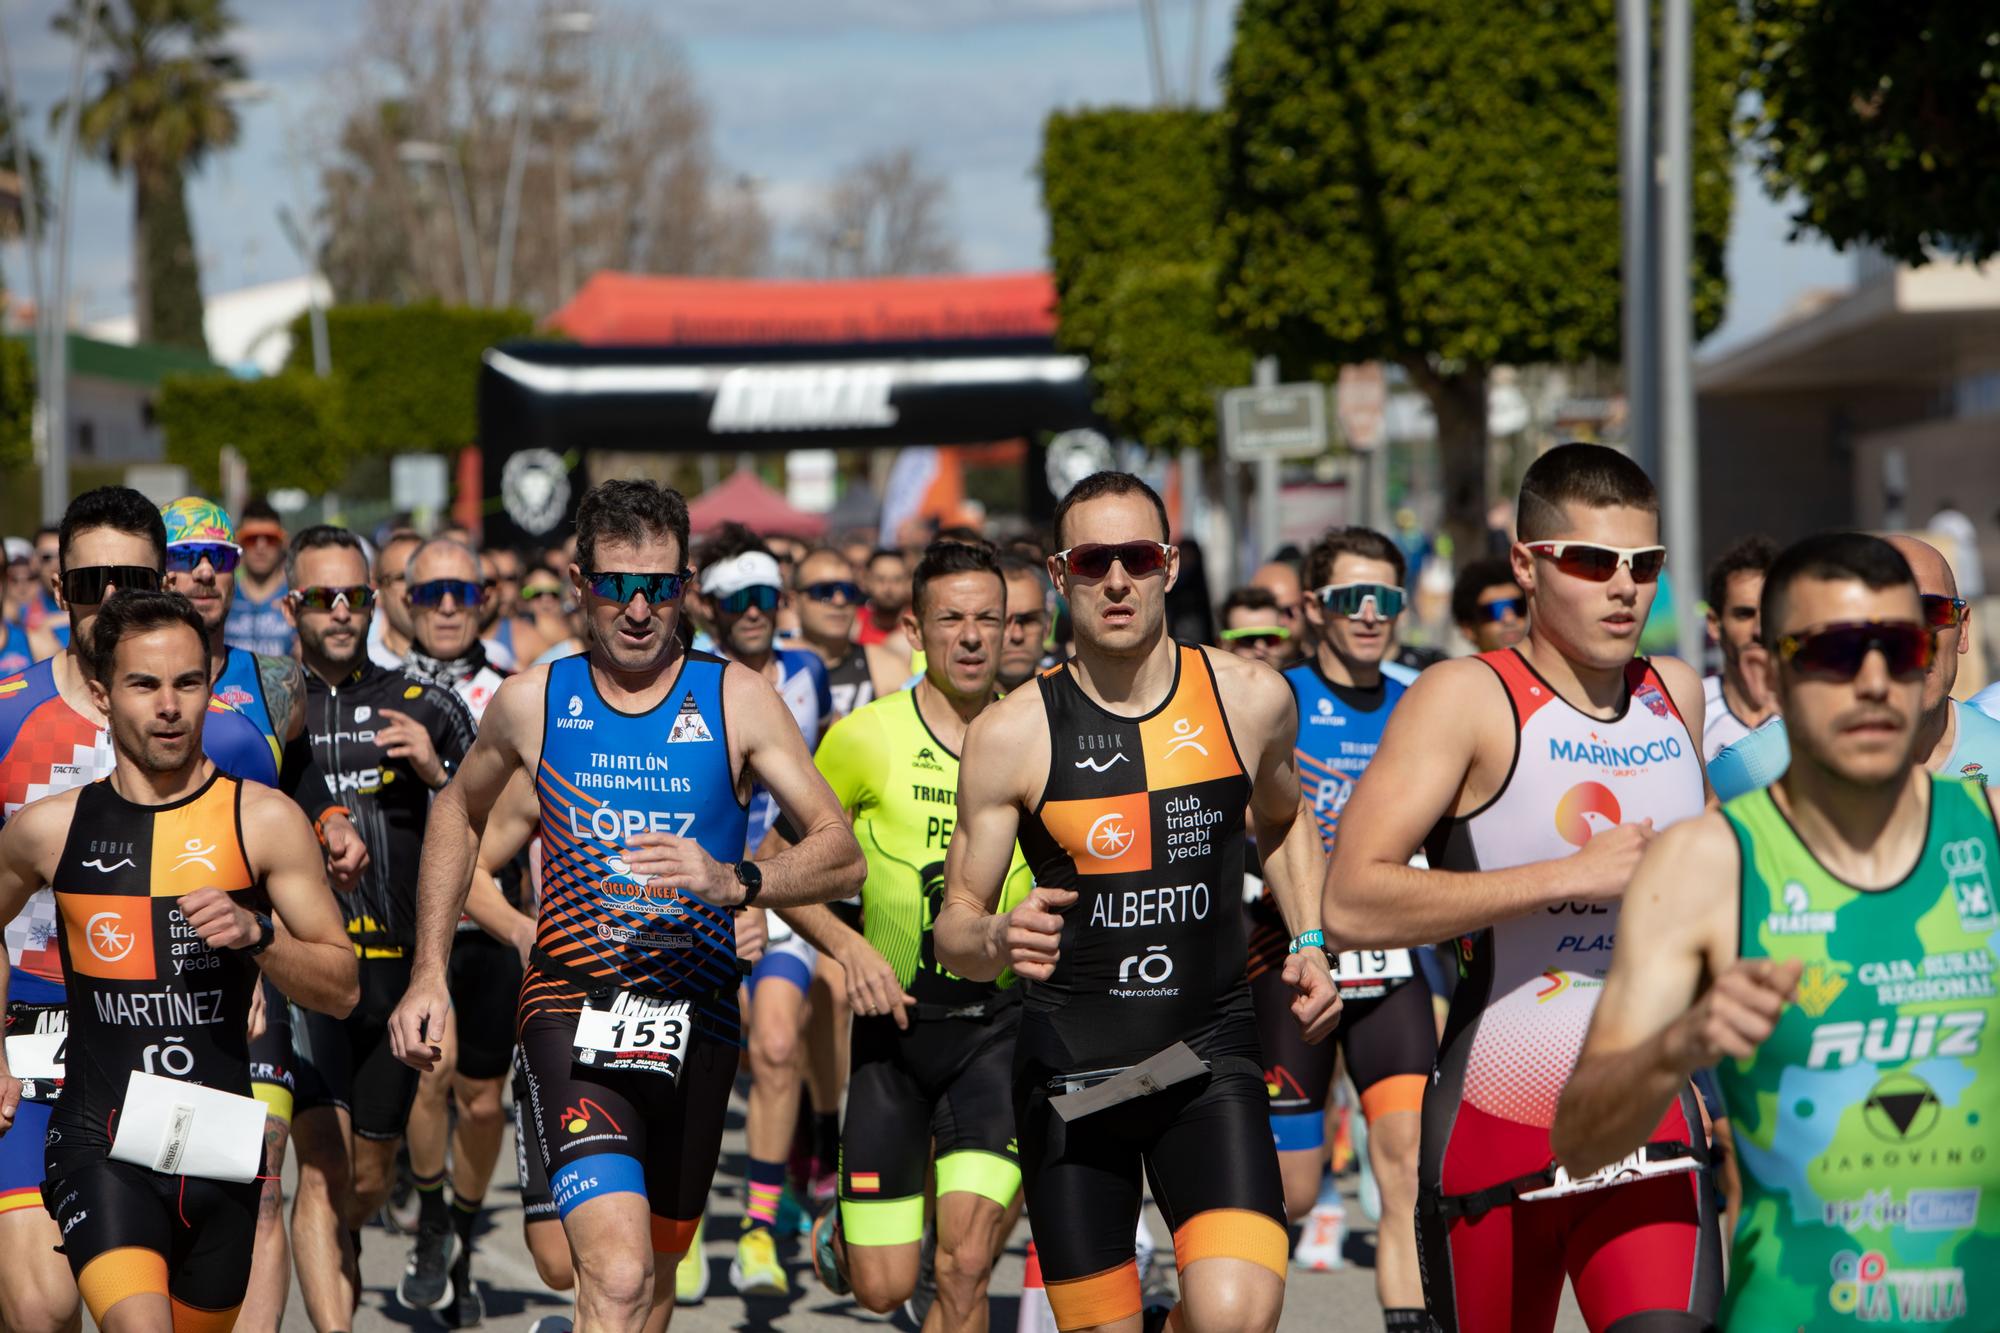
815, 701, 887, 818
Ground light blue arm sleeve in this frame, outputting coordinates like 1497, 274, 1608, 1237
1707, 716, 1792, 804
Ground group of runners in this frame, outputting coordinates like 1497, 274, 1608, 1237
0, 440, 1991, 1333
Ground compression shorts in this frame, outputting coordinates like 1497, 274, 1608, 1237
291, 956, 420, 1139
448, 931, 523, 1081
247, 977, 295, 1124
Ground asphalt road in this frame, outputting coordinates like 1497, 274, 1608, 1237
295, 1083, 1587, 1333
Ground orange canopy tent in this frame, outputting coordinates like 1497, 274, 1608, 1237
686, 469, 828, 539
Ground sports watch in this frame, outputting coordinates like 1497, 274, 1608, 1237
733, 860, 764, 908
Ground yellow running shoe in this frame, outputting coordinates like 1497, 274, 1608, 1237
729, 1222, 789, 1296
675, 1216, 709, 1304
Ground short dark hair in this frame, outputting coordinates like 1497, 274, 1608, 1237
1220, 585, 1280, 624
1705, 534, 1780, 616
995, 550, 1047, 586
1452, 557, 1522, 625
59, 486, 167, 572
35, 523, 59, 543
791, 546, 852, 587
1759, 532, 1916, 642
692, 521, 769, 571
575, 479, 691, 573
1303, 526, 1405, 590
865, 547, 906, 572
1052, 472, 1170, 549
1517, 443, 1659, 543
239, 496, 281, 526
911, 539, 1003, 618
86, 590, 206, 682
286, 525, 369, 586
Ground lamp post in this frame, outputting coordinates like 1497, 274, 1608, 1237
399, 139, 483, 307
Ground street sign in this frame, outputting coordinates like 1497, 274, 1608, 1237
1221, 383, 1327, 461
1335, 364, 1387, 452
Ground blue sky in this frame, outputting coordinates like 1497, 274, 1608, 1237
0, 0, 1850, 354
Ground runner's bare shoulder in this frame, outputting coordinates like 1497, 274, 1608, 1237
964, 672, 1052, 808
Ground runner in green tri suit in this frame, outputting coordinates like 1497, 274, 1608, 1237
1554, 532, 1999, 1331
774, 539, 1031, 1333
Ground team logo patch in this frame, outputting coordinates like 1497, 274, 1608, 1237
1634, 681, 1671, 718
665, 693, 714, 744
1794, 960, 1851, 1017
1554, 781, 1621, 847
1945, 839, 1996, 932
849, 1172, 880, 1194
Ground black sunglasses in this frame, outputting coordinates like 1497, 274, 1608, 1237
1476, 596, 1527, 623
62, 565, 161, 604
1057, 541, 1172, 581
408, 578, 486, 609
1774, 620, 1931, 681
803, 580, 865, 606
716, 586, 782, 615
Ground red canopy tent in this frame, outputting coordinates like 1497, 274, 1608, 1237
686, 469, 828, 539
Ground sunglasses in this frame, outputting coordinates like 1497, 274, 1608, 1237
1524, 541, 1667, 583
290, 585, 376, 612
408, 578, 486, 609
62, 565, 161, 604
1316, 582, 1406, 620
522, 585, 565, 603
585, 570, 690, 603
165, 542, 241, 575
1220, 626, 1292, 645
1476, 596, 1528, 623
239, 530, 285, 550
1921, 594, 1968, 631
715, 585, 782, 615
1773, 620, 1931, 681
1057, 541, 1172, 580
803, 580, 865, 605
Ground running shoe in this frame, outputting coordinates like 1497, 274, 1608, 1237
397, 1225, 460, 1311
527, 1317, 573, 1333
775, 1183, 813, 1237
440, 1270, 484, 1327
675, 1216, 710, 1304
1291, 1201, 1346, 1272
810, 1204, 852, 1296
730, 1222, 790, 1296
903, 1222, 937, 1327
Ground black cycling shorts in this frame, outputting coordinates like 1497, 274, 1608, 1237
43, 1155, 260, 1325
1250, 958, 1435, 1151
292, 955, 420, 1140
512, 1054, 556, 1224
839, 1005, 1021, 1248
515, 1003, 735, 1257
248, 977, 297, 1124
450, 932, 524, 1081
1016, 1055, 1287, 1332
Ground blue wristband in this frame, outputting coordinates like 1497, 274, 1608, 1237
1288, 930, 1326, 955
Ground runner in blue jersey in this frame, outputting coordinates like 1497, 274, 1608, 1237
388, 480, 865, 1333
1252, 528, 1435, 1325
1709, 534, 2000, 803
224, 499, 296, 659
690, 522, 837, 1295
2, 539, 61, 673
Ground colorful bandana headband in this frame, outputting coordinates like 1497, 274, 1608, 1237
160, 495, 237, 547
699, 551, 783, 598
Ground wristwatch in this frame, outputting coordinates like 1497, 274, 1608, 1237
244, 911, 276, 957
733, 860, 764, 908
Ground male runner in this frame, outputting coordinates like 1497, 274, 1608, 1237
1249, 560, 1308, 667
995, 552, 1055, 693
937, 471, 1339, 1333
0, 589, 358, 1333
368, 530, 421, 669
1449, 558, 1526, 654
280, 525, 480, 1333
226, 499, 294, 659
789, 547, 877, 722
158, 494, 308, 1331
689, 522, 835, 1294
1324, 443, 1716, 1333
395, 537, 520, 1321
858, 549, 912, 648
1701, 535, 1779, 759
1218, 588, 1293, 668
3, 539, 61, 669
385, 478, 866, 1333
1554, 532, 1998, 1329
0, 487, 297, 1333
1255, 527, 1435, 1323
773, 540, 1032, 1331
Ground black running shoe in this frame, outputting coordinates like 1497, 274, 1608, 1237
397, 1226, 459, 1311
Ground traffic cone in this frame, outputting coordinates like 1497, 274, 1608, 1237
1017, 1241, 1059, 1333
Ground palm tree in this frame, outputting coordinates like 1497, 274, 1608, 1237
56, 0, 245, 354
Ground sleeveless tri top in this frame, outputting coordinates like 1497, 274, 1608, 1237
524, 651, 751, 1041
1718, 776, 1999, 1329
1423, 648, 1706, 1194
1015, 643, 1255, 1075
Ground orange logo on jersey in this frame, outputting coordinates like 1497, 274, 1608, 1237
149, 784, 250, 897
1138, 684, 1239, 790
1039, 792, 1152, 876
60, 894, 154, 980
1554, 781, 1621, 847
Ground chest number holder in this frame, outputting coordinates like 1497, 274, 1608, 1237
4, 1007, 67, 1102
572, 990, 692, 1081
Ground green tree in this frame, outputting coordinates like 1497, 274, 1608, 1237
59, 0, 245, 353
1745, 2, 2000, 264
1217, 0, 1740, 547
1042, 108, 1252, 451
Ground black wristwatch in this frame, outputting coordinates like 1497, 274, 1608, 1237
244, 911, 276, 957
733, 860, 763, 909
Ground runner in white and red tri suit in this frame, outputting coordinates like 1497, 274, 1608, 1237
1325, 444, 1721, 1333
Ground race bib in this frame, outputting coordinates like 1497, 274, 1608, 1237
108, 1071, 268, 1183
1330, 948, 1414, 991
572, 992, 691, 1080
1518, 1145, 1699, 1202
5, 1030, 65, 1101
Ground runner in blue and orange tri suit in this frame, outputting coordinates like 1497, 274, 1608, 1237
1327, 444, 1721, 1333
386, 479, 865, 1333
0, 487, 306, 1333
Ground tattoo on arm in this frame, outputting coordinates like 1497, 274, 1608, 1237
258, 654, 305, 740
